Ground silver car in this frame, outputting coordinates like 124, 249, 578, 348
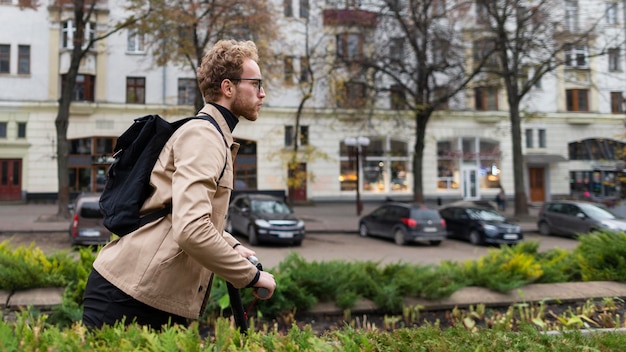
537, 200, 626, 237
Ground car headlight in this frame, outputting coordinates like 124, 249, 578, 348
482, 224, 499, 235
296, 220, 305, 228
254, 219, 271, 228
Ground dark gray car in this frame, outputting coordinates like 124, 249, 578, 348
537, 200, 626, 237
68, 193, 112, 246
358, 202, 447, 246
226, 193, 305, 246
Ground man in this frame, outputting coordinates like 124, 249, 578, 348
82, 40, 276, 330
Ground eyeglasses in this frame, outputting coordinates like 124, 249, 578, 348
229, 78, 263, 93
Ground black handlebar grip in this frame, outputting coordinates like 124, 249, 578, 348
248, 256, 270, 298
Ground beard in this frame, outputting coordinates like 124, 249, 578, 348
231, 94, 259, 122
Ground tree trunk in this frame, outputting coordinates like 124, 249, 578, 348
412, 111, 429, 203
509, 103, 529, 216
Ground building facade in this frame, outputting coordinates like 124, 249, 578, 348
0, 0, 625, 204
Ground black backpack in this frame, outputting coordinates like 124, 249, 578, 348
99, 114, 226, 236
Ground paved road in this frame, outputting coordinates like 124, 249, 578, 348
241, 232, 579, 270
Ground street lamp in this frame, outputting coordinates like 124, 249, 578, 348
344, 136, 370, 216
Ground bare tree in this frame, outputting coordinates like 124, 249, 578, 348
476, 0, 610, 216
125, 0, 280, 113
44, 0, 143, 218
362, 0, 492, 202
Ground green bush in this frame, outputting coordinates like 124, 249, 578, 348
575, 231, 626, 281
3, 232, 626, 326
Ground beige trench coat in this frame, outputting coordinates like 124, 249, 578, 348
93, 105, 258, 319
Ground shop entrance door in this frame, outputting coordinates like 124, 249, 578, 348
0, 159, 22, 201
528, 167, 545, 202
462, 168, 479, 200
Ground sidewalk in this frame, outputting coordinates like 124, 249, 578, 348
3, 201, 626, 319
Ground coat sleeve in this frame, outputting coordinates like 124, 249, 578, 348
169, 121, 257, 288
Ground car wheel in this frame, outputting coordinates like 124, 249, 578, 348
358, 223, 369, 237
429, 240, 442, 246
248, 225, 259, 246
394, 228, 406, 246
538, 221, 551, 236
469, 230, 483, 246
225, 217, 233, 234
293, 240, 302, 246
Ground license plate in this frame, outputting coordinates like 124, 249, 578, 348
277, 232, 294, 238
423, 227, 437, 232
503, 234, 518, 240
80, 229, 101, 237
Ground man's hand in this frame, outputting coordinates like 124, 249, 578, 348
254, 271, 276, 299
234, 243, 255, 258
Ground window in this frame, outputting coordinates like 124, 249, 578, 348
566, 89, 589, 111
538, 129, 546, 148
17, 45, 29, 74
336, 33, 362, 62
608, 48, 620, 71
340, 136, 409, 192
390, 84, 406, 110
389, 37, 404, 61
525, 129, 533, 148
284, 125, 309, 147
17, 122, 26, 139
61, 74, 95, 101
299, 56, 309, 83
476, 0, 489, 24
339, 81, 367, 108
474, 87, 498, 110
473, 39, 497, 67
299, 0, 309, 19
564, 44, 588, 68
0, 122, 6, 138
606, 2, 618, 25
126, 77, 145, 104
432, 0, 445, 16
284, 0, 293, 17
177, 78, 196, 105
0, 44, 9, 73
127, 28, 145, 53
611, 92, 623, 114
437, 138, 501, 190
62, 20, 95, 49
284, 56, 294, 84
565, 0, 579, 32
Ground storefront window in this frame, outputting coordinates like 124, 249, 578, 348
339, 137, 409, 193
437, 138, 501, 191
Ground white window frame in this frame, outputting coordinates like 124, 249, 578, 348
564, 45, 588, 69
608, 48, 620, 71
606, 2, 618, 25
62, 20, 95, 50
565, 0, 579, 32
127, 28, 146, 54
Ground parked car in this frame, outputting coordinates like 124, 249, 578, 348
358, 202, 447, 246
537, 200, 626, 237
68, 193, 112, 246
226, 193, 305, 246
439, 205, 523, 246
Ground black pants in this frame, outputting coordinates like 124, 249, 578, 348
82, 269, 187, 330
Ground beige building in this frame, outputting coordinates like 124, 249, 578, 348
0, 0, 624, 204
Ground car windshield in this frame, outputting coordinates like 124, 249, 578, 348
467, 208, 505, 221
411, 209, 441, 220
80, 201, 104, 218
251, 200, 292, 214
579, 203, 618, 220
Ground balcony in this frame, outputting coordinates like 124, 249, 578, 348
323, 9, 377, 28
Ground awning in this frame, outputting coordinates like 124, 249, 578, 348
524, 154, 567, 164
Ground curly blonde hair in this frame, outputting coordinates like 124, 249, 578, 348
197, 40, 259, 102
